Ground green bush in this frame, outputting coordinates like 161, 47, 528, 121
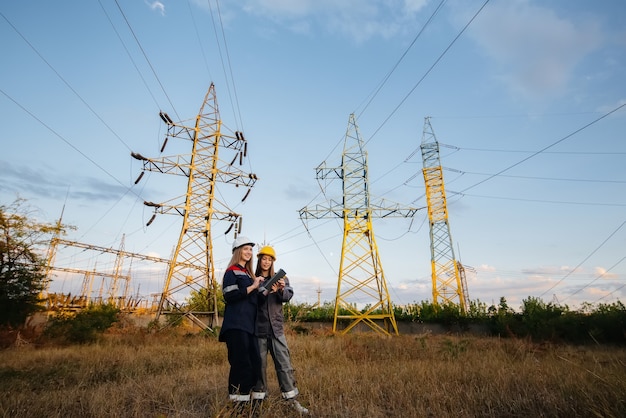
44, 304, 120, 344
487, 298, 626, 344
285, 297, 626, 344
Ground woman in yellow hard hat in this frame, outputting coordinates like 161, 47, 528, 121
254, 245, 309, 414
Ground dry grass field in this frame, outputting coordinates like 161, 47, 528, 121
1, 326, 625, 418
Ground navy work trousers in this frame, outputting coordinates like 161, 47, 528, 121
223, 329, 261, 395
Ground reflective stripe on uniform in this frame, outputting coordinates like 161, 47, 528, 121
281, 388, 299, 399
229, 394, 251, 402
251, 391, 266, 400
223, 284, 239, 294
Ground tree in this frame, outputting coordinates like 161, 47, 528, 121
187, 286, 225, 315
0, 198, 63, 327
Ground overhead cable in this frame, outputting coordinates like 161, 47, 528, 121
0, 10, 133, 152
113, 0, 180, 120
538, 221, 626, 299
460, 103, 626, 194
363, 0, 491, 148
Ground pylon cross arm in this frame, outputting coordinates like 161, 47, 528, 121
299, 204, 344, 220
368, 205, 423, 218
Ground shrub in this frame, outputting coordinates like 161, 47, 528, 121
44, 304, 120, 344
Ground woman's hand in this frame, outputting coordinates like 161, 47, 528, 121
248, 275, 263, 294
271, 278, 285, 293
254, 276, 264, 288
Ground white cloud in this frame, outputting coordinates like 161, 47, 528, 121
404, 0, 428, 15
147, 1, 165, 16
594, 266, 618, 280
465, 0, 603, 99
241, 0, 428, 42
478, 263, 496, 272
597, 98, 626, 114
245, 0, 316, 18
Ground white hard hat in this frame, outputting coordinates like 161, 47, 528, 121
232, 236, 255, 252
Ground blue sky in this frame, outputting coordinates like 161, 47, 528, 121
1, 0, 625, 311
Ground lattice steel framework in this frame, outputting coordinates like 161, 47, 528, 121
300, 114, 420, 335
420, 117, 469, 312
132, 83, 257, 329
45, 237, 179, 311
43, 208, 66, 301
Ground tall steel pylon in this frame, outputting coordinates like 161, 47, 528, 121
132, 83, 257, 330
300, 114, 421, 335
43, 206, 67, 303
420, 117, 469, 312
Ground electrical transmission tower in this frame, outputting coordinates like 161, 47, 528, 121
132, 83, 257, 330
300, 114, 421, 335
45, 236, 175, 310
43, 206, 68, 302
43, 209, 135, 311
420, 117, 469, 312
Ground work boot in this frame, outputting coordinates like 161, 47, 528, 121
287, 398, 309, 415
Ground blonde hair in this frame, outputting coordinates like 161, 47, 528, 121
227, 245, 254, 278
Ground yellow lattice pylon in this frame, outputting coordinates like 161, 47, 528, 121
300, 114, 421, 335
133, 83, 257, 330
421, 117, 469, 311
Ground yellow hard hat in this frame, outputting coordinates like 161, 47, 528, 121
257, 245, 276, 260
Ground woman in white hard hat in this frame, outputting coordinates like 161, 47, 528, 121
218, 236, 265, 409
254, 245, 309, 414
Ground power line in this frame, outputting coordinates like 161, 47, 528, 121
2, 5, 184, 243
0, 10, 133, 153
560, 255, 626, 304
460, 103, 626, 194
112, 0, 180, 120
440, 144, 626, 155
432, 110, 611, 119
590, 282, 626, 305
1, 2, 173, 243
318, 0, 481, 166
186, 0, 215, 83
363, 0, 491, 148
443, 167, 626, 185
354, 0, 448, 119
352, 0, 490, 191
204, 0, 253, 174
216, 0, 245, 132
0, 88, 141, 202
98, 0, 161, 111
387, 108, 625, 199
538, 221, 626, 299
448, 191, 626, 207
206, 0, 238, 125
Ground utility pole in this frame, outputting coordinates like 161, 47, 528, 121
421, 117, 469, 312
132, 83, 257, 330
316, 286, 321, 308
300, 114, 421, 335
